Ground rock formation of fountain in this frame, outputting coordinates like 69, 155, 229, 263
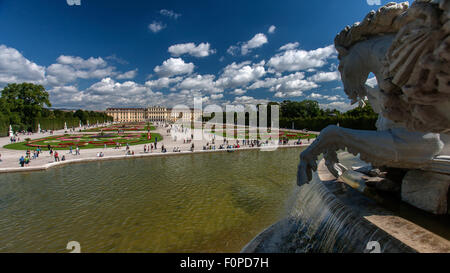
244, 0, 450, 253
298, 0, 450, 215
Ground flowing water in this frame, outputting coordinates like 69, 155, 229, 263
0, 148, 304, 253
243, 152, 449, 253
244, 172, 416, 253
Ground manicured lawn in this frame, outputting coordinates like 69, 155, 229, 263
4, 133, 163, 151
212, 129, 317, 140
145, 125, 157, 131
191, 124, 317, 140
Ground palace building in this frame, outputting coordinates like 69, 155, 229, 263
105, 106, 202, 123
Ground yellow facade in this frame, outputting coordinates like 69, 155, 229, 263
106, 107, 202, 123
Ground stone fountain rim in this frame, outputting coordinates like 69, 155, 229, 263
242, 159, 450, 253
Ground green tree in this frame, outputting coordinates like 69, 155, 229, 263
74, 109, 88, 124
53, 109, 64, 118
1, 83, 51, 131
343, 101, 376, 117
280, 100, 323, 119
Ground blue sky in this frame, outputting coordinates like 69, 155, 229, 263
0, 0, 391, 110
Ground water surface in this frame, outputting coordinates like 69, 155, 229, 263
0, 148, 303, 252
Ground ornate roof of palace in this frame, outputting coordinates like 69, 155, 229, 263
106, 107, 202, 112
106, 108, 146, 110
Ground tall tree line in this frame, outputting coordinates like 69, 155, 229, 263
202, 100, 378, 131
277, 100, 378, 131
0, 83, 112, 136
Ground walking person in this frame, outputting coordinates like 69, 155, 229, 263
19, 156, 25, 167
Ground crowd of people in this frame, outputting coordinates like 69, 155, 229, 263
143, 144, 154, 153
4, 122, 316, 169
9, 136, 20, 143
18, 147, 42, 167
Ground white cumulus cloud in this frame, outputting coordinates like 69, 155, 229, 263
307, 71, 340, 83
267, 45, 336, 73
308, 93, 343, 101
232, 89, 247, 95
274, 90, 304, 98
153, 58, 195, 77
177, 74, 222, 93
228, 33, 269, 56
279, 42, 300, 51
268, 25, 276, 34
216, 61, 266, 89
46, 55, 115, 86
233, 95, 268, 105
145, 76, 183, 89
116, 69, 138, 80
0, 45, 46, 87
211, 93, 224, 100
149, 21, 166, 33
241, 33, 268, 55
366, 77, 378, 88
159, 9, 181, 19
249, 72, 318, 96
168, 42, 216, 58
320, 101, 356, 112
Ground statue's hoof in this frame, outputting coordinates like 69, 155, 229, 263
297, 162, 312, 187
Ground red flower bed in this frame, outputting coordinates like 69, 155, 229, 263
102, 128, 142, 131
90, 140, 113, 145
88, 138, 141, 146
23, 132, 153, 149
27, 144, 49, 148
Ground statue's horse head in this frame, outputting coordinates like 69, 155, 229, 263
336, 45, 370, 105
333, 2, 409, 106
335, 0, 450, 133
298, 1, 450, 189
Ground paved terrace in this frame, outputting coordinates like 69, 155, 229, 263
0, 124, 316, 173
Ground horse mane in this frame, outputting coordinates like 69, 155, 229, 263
334, 2, 409, 57
382, 0, 450, 133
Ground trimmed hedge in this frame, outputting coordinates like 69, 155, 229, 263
0, 116, 8, 137
281, 115, 377, 131
1, 115, 114, 134
37, 117, 112, 131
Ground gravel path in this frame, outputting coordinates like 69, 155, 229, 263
0, 124, 315, 173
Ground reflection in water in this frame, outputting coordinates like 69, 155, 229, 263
0, 148, 303, 253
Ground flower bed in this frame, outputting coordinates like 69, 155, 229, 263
83, 122, 154, 132
214, 129, 316, 140
21, 133, 158, 149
